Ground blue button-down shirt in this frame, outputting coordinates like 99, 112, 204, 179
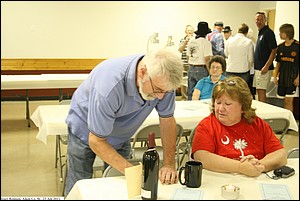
66, 54, 176, 148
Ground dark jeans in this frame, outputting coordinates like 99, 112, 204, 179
225, 71, 250, 84
187, 66, 208, 100
225, 71, 255, 99
249, 74, 256, 99
65, 131, 132, 197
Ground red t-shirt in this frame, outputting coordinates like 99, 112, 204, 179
192, 113, 283, 160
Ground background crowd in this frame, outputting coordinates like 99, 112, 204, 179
178, 11, 299, 115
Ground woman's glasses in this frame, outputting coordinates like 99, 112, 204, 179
210, 66, 222, 70
219, 80, 237, 86
226, 80, 236, 86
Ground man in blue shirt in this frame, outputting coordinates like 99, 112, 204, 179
64, 49, 183, 196
207, 21, 225, 57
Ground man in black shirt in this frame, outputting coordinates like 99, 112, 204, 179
253, 12, 277, 102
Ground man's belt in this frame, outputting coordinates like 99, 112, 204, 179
190, 64, 206, 67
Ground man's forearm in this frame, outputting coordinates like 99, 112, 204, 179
159, 117, 177, 167
89, 132, 133, 174
265, 49, 277, 69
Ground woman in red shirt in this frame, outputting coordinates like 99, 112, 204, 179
192, 76, 287, 177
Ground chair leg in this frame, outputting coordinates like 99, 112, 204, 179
57, 136, 63, 182
62, 157, 68, 197
179, 147, 188, 167
176, 153, 180, 170
55, 136, 59, 168
279, 134, 285, 144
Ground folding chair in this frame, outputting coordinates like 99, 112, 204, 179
56, 134, 68, 182
287, 147, 299, 158
55, 100, 71, 182
263, 118, 290, 144
102, 165, 123, 178
177, 126, 196, 168
93, 156, 105, 177
62, 155, 105, 197
131, 123, 184, 168
102, 158, 143, 177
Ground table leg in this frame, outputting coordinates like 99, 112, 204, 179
26, 89, 31, 127
55, 135, 64, 182
55, 136, 59, 168
59, 89, 63, 102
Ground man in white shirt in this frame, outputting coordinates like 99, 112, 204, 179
224, 23, 254, 84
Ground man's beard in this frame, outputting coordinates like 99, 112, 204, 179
138, 79, 156, 101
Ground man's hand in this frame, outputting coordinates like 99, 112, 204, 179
159, 164, 178, 185
261, 66, 269, 74
186, 36, 192, 42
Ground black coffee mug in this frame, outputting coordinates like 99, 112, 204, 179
179, 161, 202, 188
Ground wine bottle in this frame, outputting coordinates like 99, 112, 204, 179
141, 132, 159, 200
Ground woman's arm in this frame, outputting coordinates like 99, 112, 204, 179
259, 148, 287, 172
192, 89, 201, 100
193, 150, 265, 177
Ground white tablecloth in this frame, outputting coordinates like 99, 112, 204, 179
267, 77, 299, 98
1, 74, 89, 90
1, 74, 90, 127
65, 158, 299, 200
30, 100, 298, 144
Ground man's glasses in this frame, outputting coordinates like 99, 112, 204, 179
148, 76, 173, 94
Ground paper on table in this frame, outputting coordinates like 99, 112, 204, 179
182, 104, 203, 111
171, 188, 204, 200
125, 162, 143, 199
259, 183, 293, 200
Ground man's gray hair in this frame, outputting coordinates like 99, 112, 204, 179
143, 49, 183, 89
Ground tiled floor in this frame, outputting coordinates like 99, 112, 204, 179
1, 100, 65, 197
1, 100, 299, 197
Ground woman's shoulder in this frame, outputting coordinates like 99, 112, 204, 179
199, 113, 217, 125
251, 116, 270, 129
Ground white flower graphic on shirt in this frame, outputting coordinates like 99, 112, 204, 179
233, 139, 248, 157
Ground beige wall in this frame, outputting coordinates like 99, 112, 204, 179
274, 1, 299, 43
2, 1, 288, 59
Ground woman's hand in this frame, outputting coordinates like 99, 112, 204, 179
239, 155, 265, 176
